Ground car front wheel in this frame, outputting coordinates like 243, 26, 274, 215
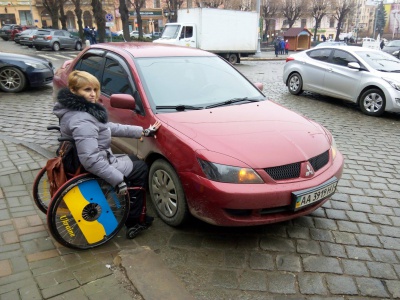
149, 159, 189, 226
359, 88, 386, 117
288, 72, 303, 95
0, 67, 27, 93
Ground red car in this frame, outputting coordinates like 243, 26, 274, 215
0, 24, 34, 41
53, 42, 344, 227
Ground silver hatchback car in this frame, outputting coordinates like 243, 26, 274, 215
32, 29, 82, 51
283, 46, 400, 116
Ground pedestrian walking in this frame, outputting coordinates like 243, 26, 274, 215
380, 40, 385, 50
280, 39, 285, 55
91, 27, 97, 44
274, 38, 280, 57
285, 40, 290, 55
53, 70, 161, 238
84, 26, 92, 44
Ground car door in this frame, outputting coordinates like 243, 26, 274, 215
98, 53, 147, 157
301, 49, 333, 93
321, 49, 361, 101
176, 26, 195, 48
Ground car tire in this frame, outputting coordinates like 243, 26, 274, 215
28, 45, 33, 48
75, 42, 82, 51
359, 88, 386, 117
52, 42, 60, 51
228, 53, 239, 64
288, 72, 303, 95
149, 159, 189, 227
35, 46, 42, 51
0, 67, 27, 93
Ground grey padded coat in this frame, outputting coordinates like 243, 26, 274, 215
54, 88, 143, 187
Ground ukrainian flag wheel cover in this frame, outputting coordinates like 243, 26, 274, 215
47, 173, 129, 250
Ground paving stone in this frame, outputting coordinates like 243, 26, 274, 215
298, 273, 327, 295
355, 277, 390, 298
355, 234, 382, 247
297, 240, 321, 255
287, 226, 310, 239
320, 242, 347, 258
346, 211, 370, 223
249, 252, 274, 270
386, 279, 400, 298
313, 218, 337, 230
342, 259, 369, 276
357, 223, 380, 235
302, 256, 343, 274
326, 275, 357, 295
238, 270, 267, 291
310, 228, 334, 242
370, 248, 399, 264
266, 272, 296, 294
259, 237, 295, 252
366, 261, 398, 279
332, 231, 357, 245
211, 269, 239, 289
326, 209, 348, 220
275, 254, 301, 272
379, 236, 400, 251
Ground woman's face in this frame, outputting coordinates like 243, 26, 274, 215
73, 84, 98, 103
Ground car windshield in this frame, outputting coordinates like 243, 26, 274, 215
355, 50, 400, 71
160, 25, 180, 39
135, 56, 264, 112
387, 40, 400, 47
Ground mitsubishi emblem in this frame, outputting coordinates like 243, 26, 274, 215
305, 163, 314, 177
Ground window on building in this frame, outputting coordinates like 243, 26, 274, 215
301, 19, 307, 28
66, 11, 76, 30
187, 0, 193, 8
153, 0, 160, 8
83, 11, 93, 28
283, 19, 289, 26
329, 17, 335, 28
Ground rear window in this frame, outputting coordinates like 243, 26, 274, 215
2, 25, 11, 30
37, 30, 51, 35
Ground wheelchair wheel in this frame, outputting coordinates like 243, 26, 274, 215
33, 166, 51, 214
47, 173, 129, 250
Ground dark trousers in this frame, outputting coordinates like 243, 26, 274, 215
124, 156, 148, 227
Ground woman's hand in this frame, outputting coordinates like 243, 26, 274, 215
143, 121, 161, 137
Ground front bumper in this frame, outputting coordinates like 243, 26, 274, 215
28, 68, 54, 87
180, 151, 344, 226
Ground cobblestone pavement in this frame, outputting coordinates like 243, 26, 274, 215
1, 40, 400, 299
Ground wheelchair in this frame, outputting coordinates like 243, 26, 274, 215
33, 126, 148, 250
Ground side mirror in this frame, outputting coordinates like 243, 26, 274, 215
110, 94, 136, 110
254, 82, 263, 92
348, 62, 362, 70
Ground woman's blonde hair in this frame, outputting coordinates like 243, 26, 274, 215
68, 70, 100, 100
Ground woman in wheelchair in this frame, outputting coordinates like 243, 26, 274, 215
53, 70, 161, 238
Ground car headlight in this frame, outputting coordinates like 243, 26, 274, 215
331, 136, 338, 160
383, 77, 400, 91
198, 159, 263, 184
25, 62, 47, 69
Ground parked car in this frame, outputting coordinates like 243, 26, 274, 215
53, 42, 343, 227
283, 46, 400, 117
18, 29, 38, 48
0, 24, 34, 41
382, 40, 400, 59
32, 29, 82, 51
0, 53, 54, 92
315, 41, 348, 48
130, 30, 139, 38
144, 32, 162, 39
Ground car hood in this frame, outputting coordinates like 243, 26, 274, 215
0, 53, 49, 64
156, 101, 331, 168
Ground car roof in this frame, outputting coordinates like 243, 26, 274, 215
90, 42, 215, 58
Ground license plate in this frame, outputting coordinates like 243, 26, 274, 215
291, 177, 338, 211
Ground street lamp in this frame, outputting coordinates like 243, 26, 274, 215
164, 10, 175, 23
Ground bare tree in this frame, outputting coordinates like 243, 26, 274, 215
129, 0, 146, 38
261, 0, 279, 41
166, 0, 183, 22
43, 0, 60, 29
331, 0, 356, 41
281, 0, 308, 28
311, 0, 328, 41
91, 0, 106, 42
119, 0, 130, 41
71, 0, 84, 40
59, 3, 67, 30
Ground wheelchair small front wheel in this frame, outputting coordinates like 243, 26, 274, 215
33, 166, 51, 214
47, 173, 129, 250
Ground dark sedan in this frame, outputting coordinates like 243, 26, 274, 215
0, 53, 54, 92
382, 40, 400, 59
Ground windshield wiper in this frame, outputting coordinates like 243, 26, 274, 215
156, 105, 204, 111
205, 97, 260, 109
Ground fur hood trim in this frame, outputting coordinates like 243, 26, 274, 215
57, 88, 108, 123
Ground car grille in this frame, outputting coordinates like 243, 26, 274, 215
264, 150, 329, 180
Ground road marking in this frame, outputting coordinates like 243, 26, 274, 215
36, 54, 59, 61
